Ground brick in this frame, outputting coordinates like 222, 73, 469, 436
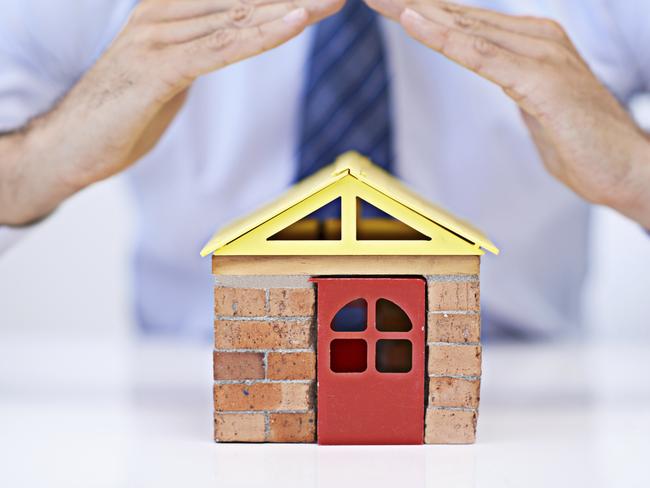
215, 287, 266, 317
214, 413, 266, 442
428, 377, 480, 408
214, 319, 312, 349
268, 412, 316, 443
428, 344, 482, 376
428, 281, 480, 312
428, 313, 480, 343
425, 409, 477, 444
214, 351, 264, 380
267, 352, 315, 380
268, 288, 315, 316
214, 382, 312, 411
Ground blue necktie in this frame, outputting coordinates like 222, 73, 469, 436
296, 0, 394, 181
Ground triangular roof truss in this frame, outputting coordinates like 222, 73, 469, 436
201, 152, 499, 257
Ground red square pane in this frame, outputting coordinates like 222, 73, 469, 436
330, 339, 367, 373
376, 340, 412, 373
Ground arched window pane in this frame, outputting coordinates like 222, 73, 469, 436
376, 298, 412, 332
331, 298, 367, 332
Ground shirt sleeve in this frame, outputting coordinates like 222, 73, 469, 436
0, 0, 136, 252
605, 0, 650, 96
0, 0, 136, 131
0, 226, 33, 255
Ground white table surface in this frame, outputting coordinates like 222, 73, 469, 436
0, 331, 648, 488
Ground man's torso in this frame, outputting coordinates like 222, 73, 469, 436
1, 0, 646, 338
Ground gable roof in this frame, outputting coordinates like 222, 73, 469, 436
201, 152, 499, 257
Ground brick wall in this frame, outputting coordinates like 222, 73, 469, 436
213, 270, 482, 444
213, 276, 316, 442
424, 275, 481, 444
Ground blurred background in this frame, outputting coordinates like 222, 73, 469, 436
0, 55, 648, 488
1, 95, 649, 341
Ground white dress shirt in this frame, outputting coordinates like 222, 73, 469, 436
1, 0, 648, 339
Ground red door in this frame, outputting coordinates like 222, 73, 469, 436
312, 278, 425, 445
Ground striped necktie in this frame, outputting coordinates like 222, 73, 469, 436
296, 0, 394, 181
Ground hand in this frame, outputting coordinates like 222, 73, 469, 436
64, 0, 346, 184
366, 0, 650, 228
0, 0, 344, 225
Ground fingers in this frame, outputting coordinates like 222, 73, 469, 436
365, 0, 574, 50
177, 7, 309, 76
400, 8, 541, 110
410, 3, 573, 61
153, 2, 302, 44
298, 0, 346, 23
369, 1, 584, 116
425, 1, 570, 43
137, 0, 343, 24
364, 0, 405, 21
135, 0, 250, 22
124, 0, 337, 93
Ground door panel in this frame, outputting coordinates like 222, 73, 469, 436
313, 278, 425, 445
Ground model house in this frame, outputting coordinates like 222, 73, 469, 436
201, 152, 499, 445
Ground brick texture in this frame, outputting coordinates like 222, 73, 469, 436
268, 288, 315, 316
428, 281, 480, 312
267, 352, 315, 380
215, 287, 266, 317
428, 313, 480, 343
425, 409, 477, 444
213, 280, 317, 444
268, 412, 316, 442
214, 319, 312, 349
428, 344, 482, 377
213, 351, 264, 380
428, 377, 480, 408
213, 270, 484, 445
215, 413, 266, 442
214, 382, 312, 411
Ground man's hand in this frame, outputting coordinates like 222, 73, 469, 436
0, 0, 343, 225
366, 0, 650, 228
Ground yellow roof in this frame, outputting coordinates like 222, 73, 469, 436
201, 152, 499, 257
